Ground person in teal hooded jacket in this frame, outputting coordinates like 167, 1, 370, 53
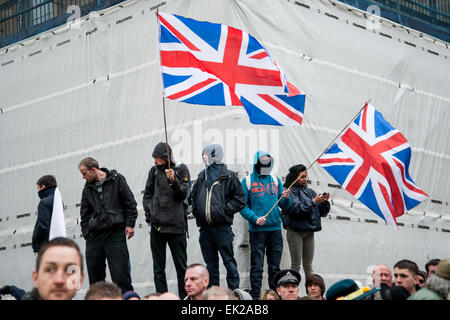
240, 151, 291, 299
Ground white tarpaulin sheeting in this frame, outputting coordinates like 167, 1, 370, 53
0, 0, 449, 298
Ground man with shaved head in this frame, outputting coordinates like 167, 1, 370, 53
365, 264, 393, 300
372, 264, 393, 288
184, 263, 210, 300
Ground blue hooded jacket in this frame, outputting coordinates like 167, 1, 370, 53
32, 186, 56, 253
240, 151, 291, 232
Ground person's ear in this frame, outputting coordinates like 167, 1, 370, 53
32, 270, 38, 288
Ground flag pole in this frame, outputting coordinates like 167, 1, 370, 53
156, 9, 171, 170
162, 97, 171, 170
261, 99, 371, 219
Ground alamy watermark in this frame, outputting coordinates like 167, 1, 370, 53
170, 120, 280, 174
66, 265, 83, 290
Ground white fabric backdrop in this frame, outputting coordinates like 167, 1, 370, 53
0, 0, 449, 298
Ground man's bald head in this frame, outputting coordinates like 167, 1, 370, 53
372, 264, 393, 288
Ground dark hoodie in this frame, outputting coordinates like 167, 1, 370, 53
190, 164, 245, 227
32, 186, 56, 253
142, 142, 191, 234
151, 142, 176, 169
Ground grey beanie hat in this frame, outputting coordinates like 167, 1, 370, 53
233, 289, 253, 300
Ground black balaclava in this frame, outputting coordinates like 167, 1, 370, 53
255, 155, 272, 175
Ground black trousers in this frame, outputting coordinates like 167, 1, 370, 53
85, 228, 133, 293
150, 225, 187, 298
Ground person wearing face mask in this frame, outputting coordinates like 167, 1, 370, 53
143, 142, 191, 299
190, 144, 246, 290
240, 150, 291, 300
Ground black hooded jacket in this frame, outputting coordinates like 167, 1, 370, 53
190, 164, 246, 227
80, 168, 138, 238
142, 142, 191, 234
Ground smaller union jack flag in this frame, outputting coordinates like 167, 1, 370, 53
317, 104, 428, 228
157, 13, 305, 126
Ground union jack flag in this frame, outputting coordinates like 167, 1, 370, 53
157, 13, 305, 126
317, 104, 428, 228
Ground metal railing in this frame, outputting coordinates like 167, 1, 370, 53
385, 0, 450, 24
338, 0, 450, 42
0, 0, 125, 48
1, 0, 450, 48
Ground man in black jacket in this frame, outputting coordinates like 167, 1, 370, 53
143, 142, 191, 298
190, 144, 246, 290
78, 157, 137, 293
32, 175, 57, 253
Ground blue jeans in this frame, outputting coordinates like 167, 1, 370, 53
199, 225, 240, 290
249, 230, 283, 300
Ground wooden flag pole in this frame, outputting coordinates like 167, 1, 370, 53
156, 9, 171, 170
162, 97, 171, 170
261, 99, 371, 219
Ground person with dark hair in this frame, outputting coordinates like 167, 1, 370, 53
240, 151, 291, 300
305, 273, 326, 300
409, 258, 450, 300
84, 281, 122, 300
393, 259, 421, 295
425, 258, 441, 277
417, 270, 428, 288
143, 142, 191, 299
281, 164, 330, 277
78, 157, 138, 293
32, 175, 58, 253
22, 237, 85, 300
190, 144, 245, 291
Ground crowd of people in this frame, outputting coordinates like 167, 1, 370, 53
0, 238, 448, 300
0, 142, 448, 301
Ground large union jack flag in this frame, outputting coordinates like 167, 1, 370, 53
158, 13, 305, 126
317, 104, 428, 228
